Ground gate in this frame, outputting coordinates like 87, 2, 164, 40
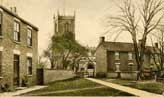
37, 69, 44, 85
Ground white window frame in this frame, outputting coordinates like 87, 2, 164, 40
27, 28, 32, 46
14, 21, 20, 42
27, 57, 32, 75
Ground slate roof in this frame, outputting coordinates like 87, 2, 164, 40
102, 42, 134, 52
0, 6, 38, 31
99, 41, 159, 53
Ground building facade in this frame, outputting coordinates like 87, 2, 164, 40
0, 6, 38, 90
96, 37, 157, 79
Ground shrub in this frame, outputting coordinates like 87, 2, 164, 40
38, 63, 44, 69
1, 83, 10, 92
22, 75, 29, 87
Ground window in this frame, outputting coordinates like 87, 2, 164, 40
115, 52, 120, 60
27, 28, 32, 46
14, 21, 20, 42
27, 57, 32, 75
128, 52, 133, 60
0, 51, 2, 76
0, 12, 2, 36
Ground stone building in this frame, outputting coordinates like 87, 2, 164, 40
0, 6, 38, 90
53, 12, 75, 40
96, 37, 158, 79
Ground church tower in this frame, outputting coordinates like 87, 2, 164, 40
53, 11, 75, 40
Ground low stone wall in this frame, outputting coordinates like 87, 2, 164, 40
44, 69, 75, 84
107, 72, 137, 80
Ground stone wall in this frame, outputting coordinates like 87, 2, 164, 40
107, 72, 137, 80
44, 69, 75, 84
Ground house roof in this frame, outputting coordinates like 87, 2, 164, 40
0, 6, 39, 31
102, 42, 134, 52
99, 41, 159, 53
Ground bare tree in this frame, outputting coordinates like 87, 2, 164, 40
107, 0, 164, 80
150, 28, 164, 77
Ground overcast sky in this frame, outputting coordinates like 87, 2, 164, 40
1, 0, 131, 55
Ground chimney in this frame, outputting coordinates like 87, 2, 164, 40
10, 7, 17, 14
155, 43, 158, 48
100, 36, 105, 43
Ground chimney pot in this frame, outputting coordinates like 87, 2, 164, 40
155, 43, 158, 48
10, 7, 17, 14
100, 36, 105, 43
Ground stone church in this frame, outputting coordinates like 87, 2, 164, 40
53, 12, 75, 40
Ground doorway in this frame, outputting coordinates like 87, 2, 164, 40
13, 54, 20, 87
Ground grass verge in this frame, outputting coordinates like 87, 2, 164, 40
23, 77, 133, 96
40, 87, 132, 96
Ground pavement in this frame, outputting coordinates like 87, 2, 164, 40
86, 78, 163, 97
0, 86, 47, 97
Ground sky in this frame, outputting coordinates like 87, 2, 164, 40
1, 0, 131, 55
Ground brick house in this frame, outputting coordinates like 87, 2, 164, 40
0, 6, 38, 90
96, 37, 158, 79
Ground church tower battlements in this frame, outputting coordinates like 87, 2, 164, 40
53, 11, 75, 40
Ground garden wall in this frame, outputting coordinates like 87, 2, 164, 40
107, 72, 137, 80
44, 69, 76, 84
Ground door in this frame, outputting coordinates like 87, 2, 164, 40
13, 54, 20, 87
